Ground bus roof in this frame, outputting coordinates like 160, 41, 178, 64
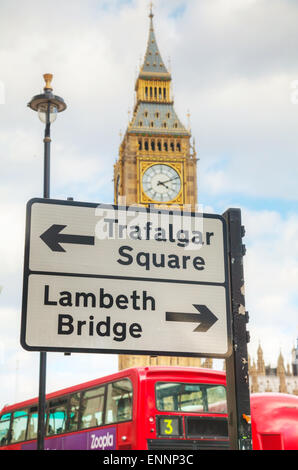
139, 366, 226, 381
0, 366, 226, 415
251, 392, 298, 407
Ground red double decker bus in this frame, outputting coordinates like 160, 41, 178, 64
0, 367, 229, 450
250, 392, 298, 450
0, 366, 297, 450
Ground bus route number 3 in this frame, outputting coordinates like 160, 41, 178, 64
160, 417, 180, 437
164, 419, 173, 434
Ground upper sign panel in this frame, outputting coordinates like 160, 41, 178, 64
27, 199, 227, 284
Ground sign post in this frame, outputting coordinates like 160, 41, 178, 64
223, 208, 252, 450
21, 199, 253, 450
21, 199, 232, 359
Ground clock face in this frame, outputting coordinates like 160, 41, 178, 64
142, 164, 182, 202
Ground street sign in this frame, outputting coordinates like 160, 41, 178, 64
21, 198, 231, 358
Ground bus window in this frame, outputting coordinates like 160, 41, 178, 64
11, 409, 28, 443
80, 386, 105, 429
0, 413, 11, 446
105, 379, 133, 424
67, 393, 80, 432
206, 385, 228, 413
156, 383, 227, 414
47, 398, 67, 435
27, 406, 38, 441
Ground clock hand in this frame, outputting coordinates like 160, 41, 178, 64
161, 176, 180, 184
157, 180, 169, 189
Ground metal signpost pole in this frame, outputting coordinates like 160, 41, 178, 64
36, 104, 51, 451
43, 103, 51, 199
27, 74, 66, 450
223, 208, 252, 450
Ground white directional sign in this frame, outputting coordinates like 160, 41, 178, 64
21, 198, 232, 358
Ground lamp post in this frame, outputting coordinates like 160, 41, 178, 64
28, 74, 66, 450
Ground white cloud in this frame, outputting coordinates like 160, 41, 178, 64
243, 208, 298, 364
0, 203, 25, 275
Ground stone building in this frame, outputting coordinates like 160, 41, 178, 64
115, 8, 206, 371
249, 341, 298, 395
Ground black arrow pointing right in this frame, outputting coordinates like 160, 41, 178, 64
166, 305, 218, 332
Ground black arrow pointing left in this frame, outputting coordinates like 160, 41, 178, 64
166, 305, 218, 332
40, 224, 95, 252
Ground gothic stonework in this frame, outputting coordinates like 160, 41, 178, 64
248, 341, 298, 395
115, 10, 203, 371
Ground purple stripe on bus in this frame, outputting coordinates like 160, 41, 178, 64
21, 427, 116, 450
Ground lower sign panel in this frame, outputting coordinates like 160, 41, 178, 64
22, 274, 231, 357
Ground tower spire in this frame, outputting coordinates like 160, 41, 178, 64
139, 6, 170, 79
149, 1, 154, 19
132, 9, 189, 135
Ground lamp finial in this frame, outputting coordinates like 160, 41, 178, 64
43, 73, 53, 91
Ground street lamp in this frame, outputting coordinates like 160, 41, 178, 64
28, 73, 67, 199
28, 74, 66, 450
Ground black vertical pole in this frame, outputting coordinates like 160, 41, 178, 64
223, 208, 252, 450
37, 103, 51, 451
43, 110, 51, 199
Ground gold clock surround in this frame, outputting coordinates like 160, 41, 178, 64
138, 159, 185, 205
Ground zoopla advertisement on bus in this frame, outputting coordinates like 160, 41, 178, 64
22, 427, 116, 450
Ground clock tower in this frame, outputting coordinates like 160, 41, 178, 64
114, 9, 201, 370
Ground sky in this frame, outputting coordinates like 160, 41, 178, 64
0, 0, 298, 408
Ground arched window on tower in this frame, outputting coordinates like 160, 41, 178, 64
170, 141, 175, 152
151, 140, 155, 151
138, 139, 142, 151
163, 88, 166, 100
176, 141, 181, 152
145, 87, 148, 99
157, 140, 162, 151
164, 141, 168, 152
144, 140, 149, 151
